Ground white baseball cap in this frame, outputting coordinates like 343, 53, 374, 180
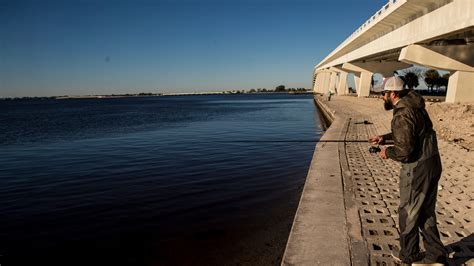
383, 76, 406, 91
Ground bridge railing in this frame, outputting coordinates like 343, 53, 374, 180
338, 1, 400, 52
350, 0, 399, 39
316, 0, 402, 69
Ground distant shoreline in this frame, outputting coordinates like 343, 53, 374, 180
1, 91, 314, 101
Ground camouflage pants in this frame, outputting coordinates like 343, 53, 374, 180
398, 154, 446, 263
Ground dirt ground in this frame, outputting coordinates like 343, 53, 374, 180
425, 101, 474, 151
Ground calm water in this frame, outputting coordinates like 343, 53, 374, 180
0, 94, 323, 266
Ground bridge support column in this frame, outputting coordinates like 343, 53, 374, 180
314, 71, 330, 94
313, 72, 320, 93
358, 72, 372, 97
354, 75, 360, 94
342, 63, 373, 97
314, 72, 321, 93
312, 71, 317, 92
328, 71, 338, 93
337, 71, 348, 95
321, 71, 331, 94
329, 67, 348, 95
446, 71, 474, 103
400, 44, 474, 103
315, 69, 349, 95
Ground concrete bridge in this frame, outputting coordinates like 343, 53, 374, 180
313, 0, 474, 103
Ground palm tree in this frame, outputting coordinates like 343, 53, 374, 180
424, 69, 440, 92
439, 73, 451, 91
401, 72, 420, 89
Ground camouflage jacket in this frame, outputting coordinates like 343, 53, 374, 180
382, 90, 437, 163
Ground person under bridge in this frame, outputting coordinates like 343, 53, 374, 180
369, 76, 447, 266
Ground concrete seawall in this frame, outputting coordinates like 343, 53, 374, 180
282, 95, 352, 265
282, 95, 474, 265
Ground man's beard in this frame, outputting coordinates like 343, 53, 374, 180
384, 98, 394, 111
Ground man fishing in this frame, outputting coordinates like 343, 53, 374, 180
369, 76, 447, 265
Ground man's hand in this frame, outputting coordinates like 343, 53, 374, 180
379, 147, 388, 159
369, 135, 384, 145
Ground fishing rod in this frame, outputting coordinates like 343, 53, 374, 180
214, 139, 393, 154
215, 140, 393, 143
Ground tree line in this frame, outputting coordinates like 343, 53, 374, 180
398, 68, 450, 92
227, 86, 308, 94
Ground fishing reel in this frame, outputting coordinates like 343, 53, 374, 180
369, 146, 381, 154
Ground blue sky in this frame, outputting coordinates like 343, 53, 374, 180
0, 0, 389, 97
